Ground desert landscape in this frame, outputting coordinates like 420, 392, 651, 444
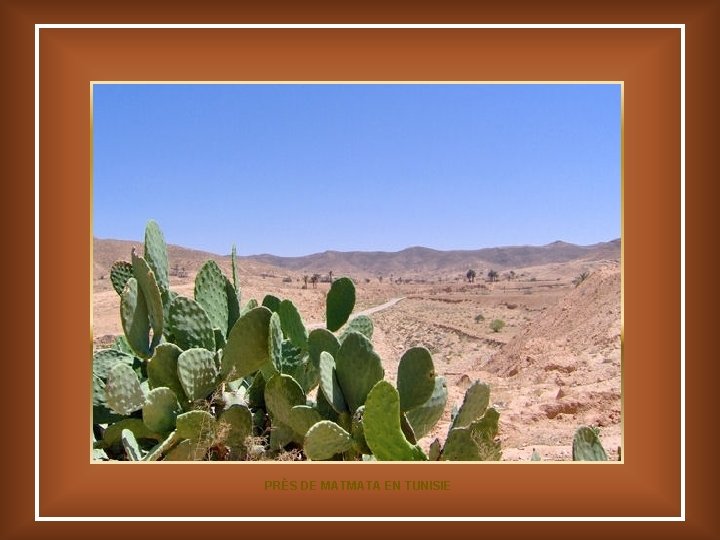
93, 237, 621, 461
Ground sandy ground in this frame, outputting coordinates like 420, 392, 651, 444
93, 258, 621, 461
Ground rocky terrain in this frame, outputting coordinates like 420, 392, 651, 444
93, 238, 621, 461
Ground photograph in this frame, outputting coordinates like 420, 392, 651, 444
91, 82, 622, 464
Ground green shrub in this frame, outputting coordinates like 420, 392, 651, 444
489, 319, 505, 333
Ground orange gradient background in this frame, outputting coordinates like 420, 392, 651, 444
4, 1, 715, 537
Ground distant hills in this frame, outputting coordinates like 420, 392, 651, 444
247, 239, 620, 276
94, 237, 620, 279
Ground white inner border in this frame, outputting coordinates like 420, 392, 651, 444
34, 23, 685, 522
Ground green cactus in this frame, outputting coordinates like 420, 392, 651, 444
318, 351, 348, 414
339, 314, 373, 341
120, 277, 152, 359
176, 410, 217, 446
350, 406, 371, 455
98, 418, 164, 449
288, 405, 322, 438
451, 381, 491, 429
268, 311, 283, 374
110, 261, 134, 296
93, 349, 135, 379
194, 260, 229, 336
177, 348, 220, 401
143, 219, 170, 300
334, 332, 384, 413
146, 343, 187, 405
225, 276, 241, 336
105, 363, 146, 416
441, 408, 501, 461
363, 381, 426, 461
572, 426, 608, 461
131, 249, 164, 350
217, 404, 252, 456
396, 347, 436, 412
405, 376, 448, 439
142, 387, 182, 433
261, 294, 281, 313
304, 420, 354, 461
326, 277, 356, 332
121, 429, 143, 461
278, 299, 308, 350
221, 306, 272, 379
263, 374, 305, 434
166, 295, 216, 352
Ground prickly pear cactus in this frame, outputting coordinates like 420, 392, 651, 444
396, 347, 436, 412
105, 363, 146, 416
177, 348, 220, 401
221, 306, 272, 379
304, 420, 354, 461
167, 295, 216, 352
143, 387, 182, 433
572, 426, 608, 461
110, 261, 134, 296
194, 260, 229, 336
326, 277, 355, 332
334, 332, 384, 413
363, 381, 427, 461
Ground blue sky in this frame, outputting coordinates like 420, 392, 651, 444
93, 84, 620, 257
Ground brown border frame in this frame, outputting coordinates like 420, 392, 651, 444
3, 0, 716, 536
44, 24, 681, 517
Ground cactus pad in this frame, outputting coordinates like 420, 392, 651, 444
167, 295, 216, 352
131, 250, 164, 350
105, 363, 146, 416
176, 410, 217, 445
278, 299, 308, 350
143, 387, 182, 433
261, 294, 281, 313
121, 429, 142, 461
451, 381, 490, 429
288, 405, 322, 438
110, 261, 134, 296
326, 277, 355, 332
177, 348, 220, 401
92, 349, 135, 379
221, 306, 272, 379
194, 260, 229, 336
339, 315, 373, 341
319, 351, 347, 413
396, 346, 436, 412
334, 332, 384, 413
217, 404, 252, 453
147, 343, 187, 403
405, 376, 448, 439
268, 312, 283, 372
572, 426, 608, 461
363, 381, 426, 461
304, 421, 354, 461
264, 374, 306, 429
120, 277, 151, 358
143, 219, 170, 299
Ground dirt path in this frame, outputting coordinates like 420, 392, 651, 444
354, 297, 405, 317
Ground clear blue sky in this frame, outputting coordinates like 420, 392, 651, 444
93, 83, 620, 257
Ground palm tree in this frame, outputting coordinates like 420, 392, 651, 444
487, 269, 499, 282
466, 269, 476, 283
310, 274, 320, 289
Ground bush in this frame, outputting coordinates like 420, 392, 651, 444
474, 313, 485, 323
489, 319, 505, 333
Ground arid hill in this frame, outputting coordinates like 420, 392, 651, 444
94, 237, 620, 282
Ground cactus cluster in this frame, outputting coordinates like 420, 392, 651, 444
92, 221, 502, 461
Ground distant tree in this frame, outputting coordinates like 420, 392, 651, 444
378, 275, 383, 283
310, 274, 320, 289
466, 269, 477, 283
508, 270, 516, 280
328, 270, 334, 282
303, 275, 308, 289
487, 269, 499, 282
